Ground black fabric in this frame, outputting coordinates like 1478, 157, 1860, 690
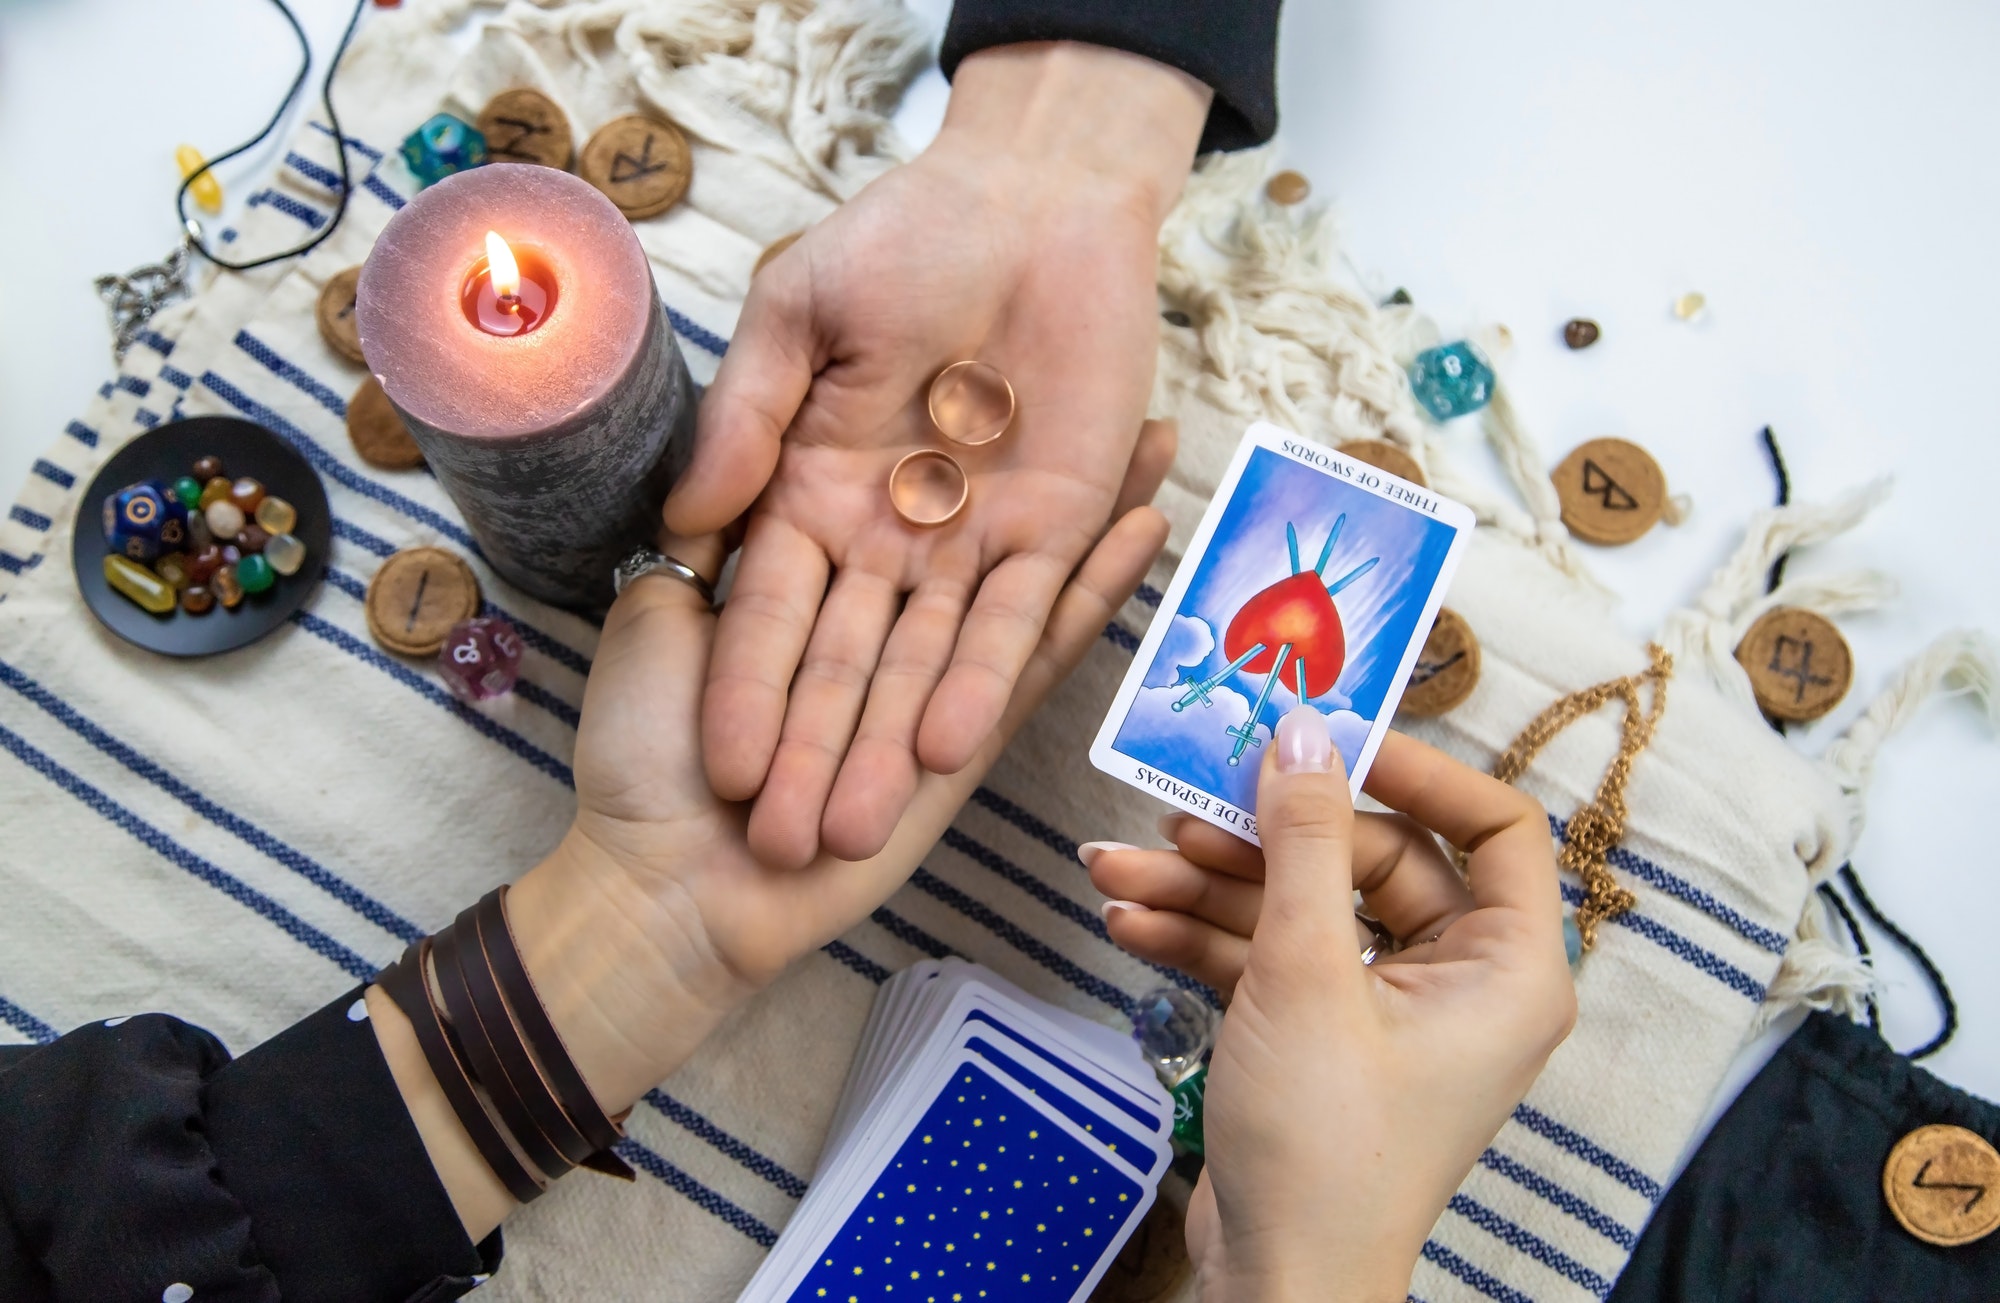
1612, 1011, 2000, 1303
941, 0, 1282, 153
0, 990, 501, 1302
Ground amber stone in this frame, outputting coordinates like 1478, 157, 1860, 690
1563, 318, 1601, 349
213, 565, 245, 608
1265, 170, 1311, 205
236, 524, 270, 554
191, 455, 224, 482
254, 496, 297, 535
198, 476, 232, 509
228, 477, 266, 513
186, 544, 223, 584
153, 552, 192, 590
103, 555, 176, 614
180, 584, 215, 615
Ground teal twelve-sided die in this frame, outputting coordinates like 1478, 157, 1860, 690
1408, 341, 1495, 421
401, 113, 488, 189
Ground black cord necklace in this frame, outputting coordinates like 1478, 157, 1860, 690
98, 0, 370, 356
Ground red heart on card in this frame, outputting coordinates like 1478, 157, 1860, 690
1223, 571, 1348, 699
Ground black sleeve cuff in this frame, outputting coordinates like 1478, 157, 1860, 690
940, 0, 1283, 153
203, 987, 501, 1303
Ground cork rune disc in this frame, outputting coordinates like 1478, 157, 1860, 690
1734, 607, 1853, 722
476, 88, 574, 171
366, 547, 481, 657
315, 266, 366, 365
1338, 439, 1427, 488
346, 376, 425, 470
580, 114, 691, 220
1882, 1124, 2000, 1247
1397, 608, 1481, 717
1553, 437, 1666, 545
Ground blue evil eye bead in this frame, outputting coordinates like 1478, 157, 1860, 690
1563, 913, 1583, 968
1408, 341, 1495, 422
401, 113, 488, 189
102, 481, 170, 562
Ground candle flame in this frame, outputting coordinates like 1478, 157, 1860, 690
485, 231, 520, 301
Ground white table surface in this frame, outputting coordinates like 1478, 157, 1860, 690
2, 0, 1994, 1124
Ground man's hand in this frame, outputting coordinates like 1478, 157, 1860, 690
664, 41, 1210, 869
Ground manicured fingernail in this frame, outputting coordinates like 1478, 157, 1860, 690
1101, 900, 1151, 923
1077, 840, 1138, 868
1276, 705, 1332, 773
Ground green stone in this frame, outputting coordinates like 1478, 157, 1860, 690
236, 552, 275, 594
1563, 914, 1583, 967
1169, 1064, 1206, 1157
172, 476, 203, 508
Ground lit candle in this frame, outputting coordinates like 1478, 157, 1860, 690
356, 163, 694, 610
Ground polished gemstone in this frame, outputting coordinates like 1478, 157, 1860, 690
191, 456, 225, 482
1673, 291, 1706, 320
1563, 318, 1601, 349
103, 555, 176, 614
264, 533, 308, 577
176, 144, 223, 214
186, 545, 223, 584
236, 524, 269, 554
1407, 341, 1494, 421
228, 477, 266, 513
437, 616, 524, 702
213, 565, 244, 609
198, 476, 232, 510
153, 552, 192, 590
180, 584, 215, 615
254, 495, 297, 535
236, 553, 275, 594
171, 476, 204, 509
1563, 914, 1583, 967
205, 500, 246, 539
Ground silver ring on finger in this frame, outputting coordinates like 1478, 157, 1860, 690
613, 545, 716, 606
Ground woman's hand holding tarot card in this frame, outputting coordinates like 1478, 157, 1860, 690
1090, 424, 1475, 844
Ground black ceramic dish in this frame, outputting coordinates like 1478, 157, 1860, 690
73, 416, 331, 657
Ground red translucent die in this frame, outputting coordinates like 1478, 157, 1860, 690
438, 616, 524, 702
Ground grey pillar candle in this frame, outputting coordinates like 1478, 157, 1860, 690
356, 162, 694, 610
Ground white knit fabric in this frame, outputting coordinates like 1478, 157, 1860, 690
1, 4, 1991, 1301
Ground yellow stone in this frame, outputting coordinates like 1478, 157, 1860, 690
104, 555, 177, 614
176, 144, 224, 215
1673, 291, 1707, 320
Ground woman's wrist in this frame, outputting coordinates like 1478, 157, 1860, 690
938, 41, 1213, 229
368, 826, 754, 1238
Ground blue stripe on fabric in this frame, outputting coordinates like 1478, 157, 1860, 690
284, 151, 343, 190
116, 374, 151, 397
98, 382, 114, 400
320, 568, 367, 602
872, 906, 955, 959
664, 306, 728, 359
30, 460, 74, 489
614, 1138, 778, 1247
1549, 814, 1788, 955
246, 188, 327, 228
134, 409, 161, 430
0, 553, 35, 576
9, 505, 51, 531
1478, 1150, 1638, 1251
289, 610, 574, 788
1421, 1239, 1537, 1303
307, 119, 383, 161
1559, 883, 1765, 1001
0, 659, 424, 944
159, 365, 194, 391
136, 330, 176, 357
1511, 1103, 1662, 1203
908, 867, 1136, 1016
222, 228, 239, 244
235, 330, 348, 417
1102, 621, 1140, 653
823, 939, 890, 985
644, 1088, 809, 1200
365, 174, 406, 211
1135, 583, 1164, 608
201, 371, 483, 556
65, 421, 98, 447
970, 786, 1079, 860
0, 720, 376, 980
1448, 1193, 1612, 1300
326, 522, 594, 677
940, 827, 1218, 1009
0, 995, 58, 1045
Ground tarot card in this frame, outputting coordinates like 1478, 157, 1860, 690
1090, 422, 1474, 845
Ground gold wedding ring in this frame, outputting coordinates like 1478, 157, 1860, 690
888, 449, 969, 528
927, 360, 1015, 446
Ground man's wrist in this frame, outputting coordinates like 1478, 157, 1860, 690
938, 41, 1212, 227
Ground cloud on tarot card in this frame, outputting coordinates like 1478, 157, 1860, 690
1113, 676, 1377, 813
1142, 615, 1216, 690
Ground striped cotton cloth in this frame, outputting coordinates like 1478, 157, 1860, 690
0, 2, 1848, 1300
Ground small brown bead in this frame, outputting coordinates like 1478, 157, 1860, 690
236, 525, 270, 554
1265, 170, 1311, 205
191, 456, 225, 482
1563, 318, 1601, 349
186, 545, 223, 584
229, 477, 266, 512
180, 584, 215, 615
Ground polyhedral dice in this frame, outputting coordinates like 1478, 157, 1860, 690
1407, 341, 1495, 422
401, 113, 487, 189
103, 481, 174, 562
437, 616, 523, 702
